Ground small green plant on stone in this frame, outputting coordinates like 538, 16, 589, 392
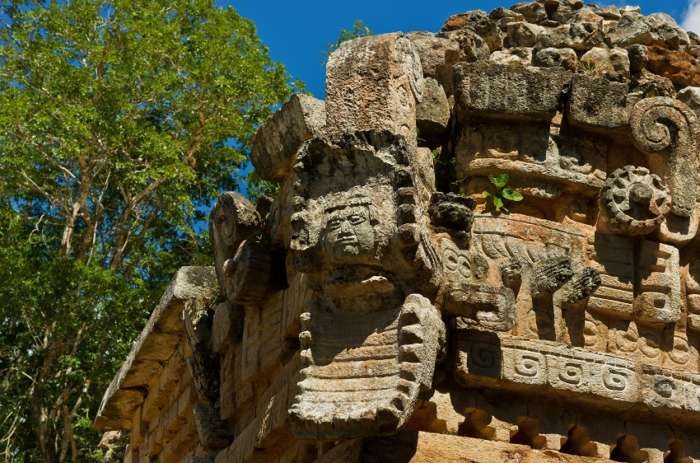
483, 173, 523, 213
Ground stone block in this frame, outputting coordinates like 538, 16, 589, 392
251, 94, 325, 182
455, 62, 572, 121
567, 74, 630, 129
325, 33, 424, 139
406, 32, 459, 78
416, 77, 450, 147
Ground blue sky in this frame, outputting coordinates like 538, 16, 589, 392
229, 0, 696, 98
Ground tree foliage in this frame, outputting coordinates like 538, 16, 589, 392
324, 19, 372, 61
0, 1, 293, 460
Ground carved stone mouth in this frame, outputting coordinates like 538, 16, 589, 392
324, 275, 396, 298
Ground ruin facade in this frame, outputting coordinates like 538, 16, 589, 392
96, 1, 700, 462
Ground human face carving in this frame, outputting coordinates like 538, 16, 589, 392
322, 204, 375, 260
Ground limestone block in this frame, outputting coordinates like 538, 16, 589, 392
95, 267, 216, 432
441, 10, 503, 51
635, 240, 681, 327
580, 47, 630, 81
416, 77, 449, 147
489, 47, 532, 66
505, 21, 544, 48
567, 75, 629, 129
406, 32, 459, 79
533, 47, 578, 70
356, 431, 617, 463
251, 94, 325, 182
325, 33, 424, 139
455, 62, 572, 121
678, 86, 700, 116
289, 294, 445, 440
606, 12, 689, 50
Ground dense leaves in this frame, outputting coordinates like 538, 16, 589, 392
0, 1, 293, 460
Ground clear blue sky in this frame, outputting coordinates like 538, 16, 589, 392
228, 0, 693, 98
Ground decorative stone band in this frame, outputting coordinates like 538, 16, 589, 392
455, 329, 700, 426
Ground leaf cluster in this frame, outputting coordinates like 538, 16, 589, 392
0, 1, 294, 460
482, 173, 524, 213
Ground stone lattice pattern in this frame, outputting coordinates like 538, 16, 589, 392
96, 1, 700, 462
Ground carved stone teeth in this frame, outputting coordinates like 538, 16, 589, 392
398, 204, 417, 224
399, 365, 419, 382
400, 324, 425, 344
398, 223, 420, 245
299, 331, 312, 348
400, 308, 422, 325
399, 344, 423, 362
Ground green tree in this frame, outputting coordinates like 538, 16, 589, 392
0, 1, 294, 460
324, 19, 372, 61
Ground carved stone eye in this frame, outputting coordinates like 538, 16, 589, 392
348, 214, 365, 225
327, 218, 342, 229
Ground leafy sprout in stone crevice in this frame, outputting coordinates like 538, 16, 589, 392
483, 173, 524, 213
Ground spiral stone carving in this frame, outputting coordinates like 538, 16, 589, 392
630, 97, 700, 218
601, 165, 671, 235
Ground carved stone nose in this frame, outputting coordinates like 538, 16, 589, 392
629, 182, 653, 205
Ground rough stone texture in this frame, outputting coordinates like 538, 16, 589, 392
580, 47, 630, 81
533, 47, 578, 70
101, 3, 700, 462
325, 33, 424, 140
677, 85, 700, 115
416, 77, 450, 147
95, 266, 217, 431
455, 62, 572, 121
567, 74, 630, 129
406, 32, 459, 79
251, 94, 325, 182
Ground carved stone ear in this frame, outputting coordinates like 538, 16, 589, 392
599, 165, 671, 236
209, 192, 261, 294
630, 97, 699, 219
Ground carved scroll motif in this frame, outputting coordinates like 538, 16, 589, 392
630, 97, 700, 219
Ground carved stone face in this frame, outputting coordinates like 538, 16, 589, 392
321, 203, 375, 261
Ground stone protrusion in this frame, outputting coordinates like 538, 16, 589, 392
455, 62, 572, 121
325, 33, 424, 141
251, 94, 325, 182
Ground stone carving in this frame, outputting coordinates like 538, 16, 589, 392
630, 97, 699, 219
210, 192, 286, 307
99, 3, 700, 462
600, 165, 671, 235
285, 132, 445, 439
456, 329, 700, 417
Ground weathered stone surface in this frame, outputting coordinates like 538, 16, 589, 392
406, 32, 459, 79
606, 12, 689, 49
95, 266, 217, 431
100, 4, 700, 461
505, 21, 544, 47
441, 10, 503, 51
581, 47, 630, 81
251, 94, 325, 182
416, 77, 450, 147
358, 431, 618, 462
489, 47, 532, 65
567, 74, 630, 129
630, 96, 700, 218
533, 47, 578, 70
326, 33, 424, 140
646, 46, 700, 88
455, 62, 572, 121
677, 86, 700, 116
